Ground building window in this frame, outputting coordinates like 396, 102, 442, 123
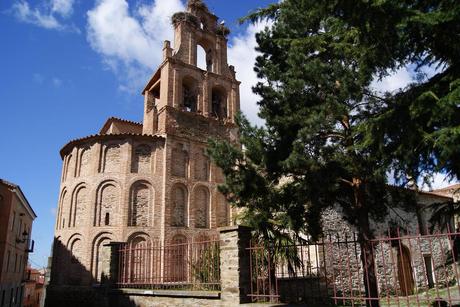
194, 149, 210, 181
131, 144, 152, 174
129, 183, 151, 227
104, 213, 110, 226
423, 254, 435, 288
211, 87, 227, 119
194, 187, 209, 228
172, 146, 188, 178
102, 144, 121, 173
171, 185, 187, 227
95, 183, 118, 227
182, 76, 198, 112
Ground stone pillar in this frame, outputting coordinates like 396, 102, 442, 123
219, 225, 252, 305
104, 242, 125, 287
163, 40, 172, 60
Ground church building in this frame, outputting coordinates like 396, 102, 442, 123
50, 0, 239, 287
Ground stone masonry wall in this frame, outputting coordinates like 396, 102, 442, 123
321, 206, 456, 297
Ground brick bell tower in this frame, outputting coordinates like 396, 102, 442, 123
142, 0, 240, 136
142, 0, 240, 243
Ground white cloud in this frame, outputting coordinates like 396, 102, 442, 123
51, 0, 74, 17
11, 0, 76, 31
86, 0, 184, 93
371, 67, 413, 94
86, 0, 268, 120
419, 173, 459, 191
228, 22, 270, 126
83, 0, 273, 129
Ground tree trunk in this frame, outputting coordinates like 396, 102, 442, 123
358, 208, 380, 307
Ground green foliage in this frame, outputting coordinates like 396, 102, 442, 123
191, 243, 220, 291
208, 0, 459, 244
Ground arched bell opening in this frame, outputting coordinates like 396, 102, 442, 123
181, 76, 198, 112
211, 86, 228, 119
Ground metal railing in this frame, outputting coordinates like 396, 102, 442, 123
117, 238, 220, 291
248, 227, 460, 306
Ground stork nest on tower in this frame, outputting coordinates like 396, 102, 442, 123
216, 24, 230, 37
187, 0, 210, 12
171, 12, 200, 28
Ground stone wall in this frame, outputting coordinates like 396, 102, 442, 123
321, 205, 456, 297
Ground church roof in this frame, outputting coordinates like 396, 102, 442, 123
60, 117, 164, 159
60, 133, 164, 159
99, 117, 143, 135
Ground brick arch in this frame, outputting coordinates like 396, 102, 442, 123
128, 181, 154, 227
196, 38, 214, 72
94, 180, 121, 227
52, 236, 67, 284
126, 232, 151, 283
131, 144, 152, 174
77, 146, 91, 177
66, 233, 83, 248
194, 148, 209, 181
171, 144, 189, 178
166, 234, 188, 282
170, 183, 188, 227
216, 192, 229, 227
91, 232, 113, 283
57, 188, 68, 230
127, 231, 151, 246
211, 84, 228, 118
70, 183, 89, 228
181, 75, 199, 112
102, 143, 121, 173
192, 185, 209, 229
67, 234, 84, 285
64, 153, 74, 181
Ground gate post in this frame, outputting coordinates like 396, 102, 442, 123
219, 225, 252, 305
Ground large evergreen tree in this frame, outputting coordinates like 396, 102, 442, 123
208, 1, 460, 306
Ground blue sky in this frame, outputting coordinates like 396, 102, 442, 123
0, 0, 274, 268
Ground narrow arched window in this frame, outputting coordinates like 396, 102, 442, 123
182, 77, 198, 112
104, 213, 110, 226
172, 146, 188, 178
194, 188, 209, 228
171, 185, 187, 227
211, 87, 227, 118
129, 183, 151, 227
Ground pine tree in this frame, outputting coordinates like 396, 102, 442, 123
208, 1, 460, 306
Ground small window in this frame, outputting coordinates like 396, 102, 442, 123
211, 87, 227, 118
182, 78, 197, 112
104, 213, 110, 226
423, 254, 435, 288
197, 45, 207, 71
